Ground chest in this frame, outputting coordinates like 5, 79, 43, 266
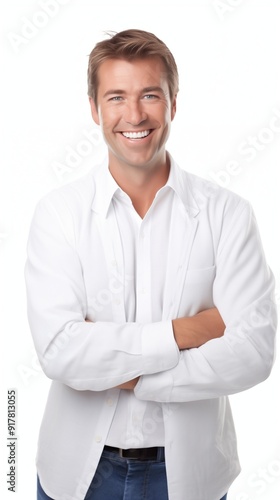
77, 198, 217, 322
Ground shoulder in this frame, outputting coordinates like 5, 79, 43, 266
28, 168, 100, 247
38, 169, 96, 213
178, 165, 251, 217
32, 163, 109, 226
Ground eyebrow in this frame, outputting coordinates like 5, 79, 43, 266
102, 86, 166, 99
102, 89, 125, 98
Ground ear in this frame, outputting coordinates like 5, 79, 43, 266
171, 94, 177, 121
89, 97, 100, 125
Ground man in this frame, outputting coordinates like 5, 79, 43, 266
25, 29, 277, 500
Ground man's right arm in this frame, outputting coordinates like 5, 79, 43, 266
25, 196, 179, 392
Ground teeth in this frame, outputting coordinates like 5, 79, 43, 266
122, 130, 150, 139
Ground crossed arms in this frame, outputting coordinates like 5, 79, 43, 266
25, 188, 277, 401
102, 308, 226, 390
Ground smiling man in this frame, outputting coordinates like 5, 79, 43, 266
89, 56, 176, 218
25, 30, 276, 500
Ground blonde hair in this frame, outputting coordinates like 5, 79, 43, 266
87, 29, 179, 105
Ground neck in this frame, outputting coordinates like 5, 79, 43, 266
109, 156, 170, 218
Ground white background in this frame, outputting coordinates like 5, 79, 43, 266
0, 0, 280, 498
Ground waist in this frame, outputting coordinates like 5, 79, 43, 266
104, 445, 165, 461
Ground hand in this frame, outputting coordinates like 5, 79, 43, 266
172, 307, 225, 350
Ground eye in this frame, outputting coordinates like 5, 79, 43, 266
143, 94, 158, 100
109, 96, 124, 102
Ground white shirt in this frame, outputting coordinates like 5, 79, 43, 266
25, 155, 277, 500
107, 183, 176, 448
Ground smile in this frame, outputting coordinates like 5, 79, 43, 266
121, 130, 151, 139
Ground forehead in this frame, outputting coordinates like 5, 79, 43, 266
97, 57, 169, 92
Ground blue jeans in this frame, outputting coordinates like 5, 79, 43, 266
37, 448, 228, 500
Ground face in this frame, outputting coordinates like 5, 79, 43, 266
89, 57, 177, 175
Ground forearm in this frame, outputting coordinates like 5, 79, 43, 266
114, 308, 224, 389
136, 201, 277, 403
172, 307, 225, 350
135, 293, 277, 403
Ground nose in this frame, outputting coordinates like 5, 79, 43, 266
124, 100, 147, 126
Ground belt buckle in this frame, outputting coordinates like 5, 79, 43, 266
119, 448, 138, 459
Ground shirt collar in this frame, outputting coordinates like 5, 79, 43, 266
91, 153, 200, 218
164, 154, 200, 217
91, 162, 120, 217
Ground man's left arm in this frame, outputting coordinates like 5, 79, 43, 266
114, 307, 226, 389
135, 199, 277, 403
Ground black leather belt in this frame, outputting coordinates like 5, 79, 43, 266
104, 445, 163, 460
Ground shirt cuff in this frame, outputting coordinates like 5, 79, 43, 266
141, 320, 179, 374
134, 370, 174, 402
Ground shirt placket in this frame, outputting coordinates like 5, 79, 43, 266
126, 215, 152, 446
136, 216, 152, 323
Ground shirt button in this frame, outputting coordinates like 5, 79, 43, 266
111, 260, 117, 267
107, 398, 113, 406
114, 298, 121, 305
95, 435, 102, 443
